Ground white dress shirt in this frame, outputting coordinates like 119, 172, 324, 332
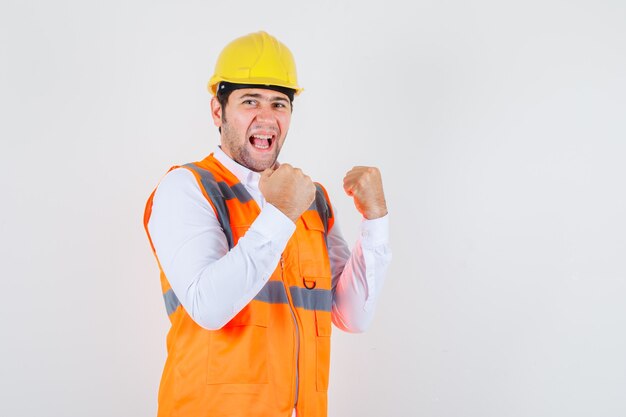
147, 147, 391, 334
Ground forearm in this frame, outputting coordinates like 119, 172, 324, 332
330, 215, 392, 333
147, 168, 295, 330
175, 206, 294, 329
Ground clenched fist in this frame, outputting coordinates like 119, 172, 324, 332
259, 164, 316, 223
343, 166, 388, 220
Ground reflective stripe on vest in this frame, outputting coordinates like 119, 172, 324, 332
163, 280, 332, 317
253, 280, 332, 312
163, 288, 181, 316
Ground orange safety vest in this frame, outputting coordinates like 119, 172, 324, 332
143, 153, 336, 417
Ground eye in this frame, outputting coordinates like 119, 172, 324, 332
242, 99, 257, 105
273, 102, 288, 109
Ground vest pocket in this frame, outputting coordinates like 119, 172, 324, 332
206, 305, 269, 385
315, 309, 332, 392
298, 211, 332, 279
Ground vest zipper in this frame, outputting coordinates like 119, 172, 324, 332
281, 255, 300, 409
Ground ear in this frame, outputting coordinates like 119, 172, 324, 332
210, 96, 223, 128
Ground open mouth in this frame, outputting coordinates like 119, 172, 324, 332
249, 134, 275, 150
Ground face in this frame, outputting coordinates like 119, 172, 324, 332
211, 88, 292, 172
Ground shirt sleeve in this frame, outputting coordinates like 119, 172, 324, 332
147, 168, 296, 330
328, 211, 392, 333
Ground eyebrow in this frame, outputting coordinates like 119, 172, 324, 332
239, 93, 289, 104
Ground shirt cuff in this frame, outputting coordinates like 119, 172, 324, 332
250, 203, 297, 250
360, 213, 389, 249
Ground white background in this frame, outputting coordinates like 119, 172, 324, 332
1, 0, 625, 416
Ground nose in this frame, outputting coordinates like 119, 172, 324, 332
254, 104, 276, 125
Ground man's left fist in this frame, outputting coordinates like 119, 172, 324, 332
343, 166, 388, 220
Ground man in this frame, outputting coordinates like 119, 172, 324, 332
143, 31, 391, 417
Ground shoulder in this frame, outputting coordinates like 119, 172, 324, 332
311, 182, 335, 231
313, 182, 333, 208
152, 167, 206, 208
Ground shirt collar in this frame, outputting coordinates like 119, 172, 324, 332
213, 146, 262, 188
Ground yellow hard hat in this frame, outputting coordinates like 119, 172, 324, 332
208, 31, 302, 96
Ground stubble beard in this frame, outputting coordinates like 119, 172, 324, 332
221, 121, 282, 172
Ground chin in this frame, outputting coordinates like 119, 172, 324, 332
240, 151, 278, 172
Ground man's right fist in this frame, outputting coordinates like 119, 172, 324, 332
259, 164, 316, 223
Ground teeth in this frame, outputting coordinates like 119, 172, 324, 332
251, 134, 272, 150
